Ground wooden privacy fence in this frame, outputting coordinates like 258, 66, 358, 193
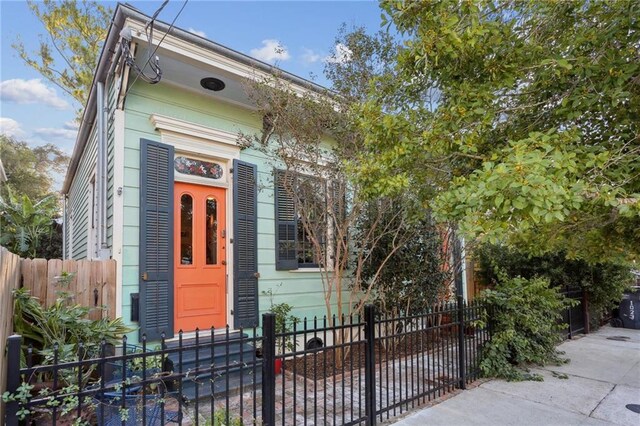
0, 247, 117, 420
0, 247, 21, 421
20, 257, 117, 320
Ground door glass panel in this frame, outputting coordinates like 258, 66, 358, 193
180, 194, 193, 265
206, 197, 217, 265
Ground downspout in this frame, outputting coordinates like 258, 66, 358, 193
62, 195, 67, 259
96, 81, 108, 259
100, 81, 109, 258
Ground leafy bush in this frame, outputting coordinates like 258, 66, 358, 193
359, 205, 451, 316
208, 409, 243, 426
5, 288, 134, 421
476, 273, 575, 381
13, 287, 133, 384
263, 285, 299, 353
476, 244, 634, 329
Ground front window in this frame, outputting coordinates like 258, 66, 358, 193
295, 175, 327, 268
276, 169, 340, 271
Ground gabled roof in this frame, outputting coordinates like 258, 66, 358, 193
62, 2, 330, 194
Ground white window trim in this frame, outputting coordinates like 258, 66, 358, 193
150, 114, 240, 148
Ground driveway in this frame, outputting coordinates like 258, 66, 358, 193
392, 326, 640, 426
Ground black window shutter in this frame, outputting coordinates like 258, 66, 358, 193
274, 170, 298, 270
139, 139, 174, 340
233, 159, 259, 328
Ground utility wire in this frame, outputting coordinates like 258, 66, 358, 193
123, 0, 189, 96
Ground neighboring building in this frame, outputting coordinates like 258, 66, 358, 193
62, 3, 341, 342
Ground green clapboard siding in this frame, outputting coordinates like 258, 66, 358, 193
66, 126, 97, 260
65, 78, 118, 259
117, 81, 348, 340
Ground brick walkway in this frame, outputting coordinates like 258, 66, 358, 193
177, 340, 467, 425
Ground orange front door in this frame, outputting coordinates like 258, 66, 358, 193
174, 182, 227, 332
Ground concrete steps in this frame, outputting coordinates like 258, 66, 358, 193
163, 331, 262, 402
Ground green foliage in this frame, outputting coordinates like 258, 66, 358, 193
205, 409, 243, 426
323, 24, 399, 103
0, 189, 60, 258
477, 244, 634, 328
34, 219, 64, 259
359, 205, 451, 316
0, 134, 69, 200
6, 287, 133, 421
476, 274, 575, 381
13, 0, 112, 107
241, 69, 417, 323
2, 382, 34, 420
263, 286, 299, 353
12, 287, 133, 382
357, 0, 640, 263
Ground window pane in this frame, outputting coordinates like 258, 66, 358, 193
174, 156, 224, 179
295, 175, 327, 267
180, 194, 193, 265
206, 197, 217, 265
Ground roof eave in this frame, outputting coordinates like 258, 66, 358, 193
61, 5, 127, 194
62, 3, 335, 194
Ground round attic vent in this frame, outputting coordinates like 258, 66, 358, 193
200, 77, 226, 91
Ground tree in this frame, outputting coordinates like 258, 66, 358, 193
240, 76, 413, 325
238, 26, 431, 327
13, 0, 112, 107
0, 134, 69, 200
0, 189, 60, 258
357, 0, 640, 263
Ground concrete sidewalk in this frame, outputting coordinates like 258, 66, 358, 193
392, 326, 640, 426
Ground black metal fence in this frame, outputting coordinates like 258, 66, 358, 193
4, 300, 490, 425
560, 287, 588, 339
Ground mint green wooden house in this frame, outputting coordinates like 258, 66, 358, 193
62, 4, 335, 344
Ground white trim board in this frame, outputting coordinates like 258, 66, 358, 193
150, 113, 240, 329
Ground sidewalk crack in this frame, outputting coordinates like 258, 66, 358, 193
589, 384, 616, 419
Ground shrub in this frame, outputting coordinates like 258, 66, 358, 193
476, 273, 576, 381
12, 287, 133, 383
476, 244, 634, 329
262, 285, 299, 353
360, 206, 451, 317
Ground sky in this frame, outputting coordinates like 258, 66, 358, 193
0, 0, 384, 189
